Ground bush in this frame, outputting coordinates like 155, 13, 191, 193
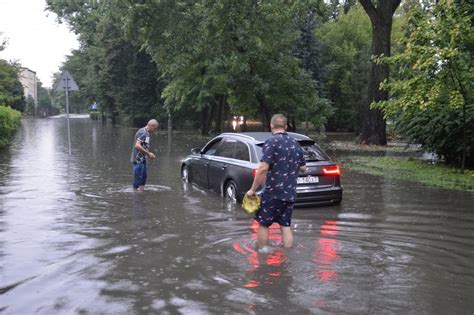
394, 102, 473, 167
0, 105, 21, 148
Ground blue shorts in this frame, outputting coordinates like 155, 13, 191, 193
254, 196, 294, 227
132, 162, 147, 189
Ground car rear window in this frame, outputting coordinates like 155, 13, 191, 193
255, 140, 329, 162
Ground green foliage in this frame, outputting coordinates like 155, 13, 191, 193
37, 81, 58, 116
24, 96, 35, 115
294, 10, 325, 91
127, 0, 332, 128
0, 105, 21, 148
393, 101, 473, 165
345, 156, 474, 192
317, 4, 371, 131
376, 0, 473, 167
327, 0, 357, 19
0, 59, 25, 112
48, 1, 165, 124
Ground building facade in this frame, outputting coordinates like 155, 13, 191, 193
19, 67, 37, 104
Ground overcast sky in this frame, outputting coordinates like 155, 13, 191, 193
0, 0, 79, 88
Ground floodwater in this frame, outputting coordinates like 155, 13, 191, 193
1, 116, 473, 314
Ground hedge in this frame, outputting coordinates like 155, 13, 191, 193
0, 105, 21, 148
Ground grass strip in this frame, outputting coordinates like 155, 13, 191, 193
343, 156, 474, 192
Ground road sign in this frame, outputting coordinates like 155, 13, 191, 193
55, 70, 79, 91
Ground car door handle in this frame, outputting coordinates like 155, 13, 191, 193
221, 164, 227, 170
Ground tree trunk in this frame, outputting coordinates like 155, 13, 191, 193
200, 106, 210, 136
256, 94, 271, 131
305, 112, 309, 134
241, 116, 248, 132
358, 0, 401, 145
208, 102, 217, 133
287, 115, 296, 132
214, 95, 225, 134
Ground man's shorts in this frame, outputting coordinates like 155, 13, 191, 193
133, 162, 147, 189
254, 196, 294, 227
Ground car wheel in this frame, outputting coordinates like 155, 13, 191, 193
224, 180, 239, 202
181, 165, 190, 182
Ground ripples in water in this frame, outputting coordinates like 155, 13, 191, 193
1, 118, 473, 314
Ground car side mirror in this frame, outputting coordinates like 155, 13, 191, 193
191, 148, 201, 155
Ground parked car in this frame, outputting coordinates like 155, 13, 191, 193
181, 132, 343, 207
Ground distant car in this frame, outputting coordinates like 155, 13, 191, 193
181, 132, 343, 207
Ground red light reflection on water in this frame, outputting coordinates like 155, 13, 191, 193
233, 221, 287, 288
314, 220, 339, 282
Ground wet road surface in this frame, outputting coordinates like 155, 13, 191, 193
0, 116, 473, 314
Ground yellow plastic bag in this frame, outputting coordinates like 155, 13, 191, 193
242, 194, 261, 214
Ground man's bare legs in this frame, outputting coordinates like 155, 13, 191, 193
257, 224, 293, 249
257, 224, 269, 248
280, 226, 293, 248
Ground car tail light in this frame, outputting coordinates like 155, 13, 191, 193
323, 165, 340, 175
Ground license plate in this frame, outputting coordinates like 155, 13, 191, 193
297, 176, 319, 184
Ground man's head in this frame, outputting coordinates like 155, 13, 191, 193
270, 114, 287, 132
147, 119, 159, 132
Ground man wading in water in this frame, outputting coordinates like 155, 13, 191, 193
130, 119, 159, 192
246, 114, 306, 253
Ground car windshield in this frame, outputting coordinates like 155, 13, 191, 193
255, 140, 329, 162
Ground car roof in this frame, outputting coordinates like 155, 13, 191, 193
220, 132, 313, 144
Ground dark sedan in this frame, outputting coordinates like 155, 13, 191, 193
181, 132, 343, 207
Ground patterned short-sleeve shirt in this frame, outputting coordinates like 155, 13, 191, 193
261, 132, 306, 202
130, 127, 151, 163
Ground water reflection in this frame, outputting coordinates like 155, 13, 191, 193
314, 220, 339, 282
233, 221, 288, 288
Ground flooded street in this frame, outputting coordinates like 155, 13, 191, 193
1, 116, 473, 314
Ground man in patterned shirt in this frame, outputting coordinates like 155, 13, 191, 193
130, 119, 159, 191
246, 114, 306, 252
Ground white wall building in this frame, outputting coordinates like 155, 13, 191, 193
19, 67, 37, 104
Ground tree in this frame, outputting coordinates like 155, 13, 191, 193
376, 0, 473, 171
47, 0, 165, 125
317, 4, 372, 132
48, 0, 334, 132
37, 80, 57, 117
358, 0, 401, 145
294, 8, 325, 98
127, 1, 331, 132
0, 59, 25, 111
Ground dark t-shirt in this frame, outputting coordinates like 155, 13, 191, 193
261, 132, 305, 202
130, 127, 150, 164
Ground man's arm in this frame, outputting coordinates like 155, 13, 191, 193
297, 144, 306, 174
299, 165, 307, 174
246, 161, 269, 197
134, 138, 155, 159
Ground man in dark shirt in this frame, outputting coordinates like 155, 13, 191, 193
130, 119, 159, 191
246, 114, 306, 251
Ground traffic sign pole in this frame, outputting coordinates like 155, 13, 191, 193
55, 71, 78, 155
65, 78, 72, 155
